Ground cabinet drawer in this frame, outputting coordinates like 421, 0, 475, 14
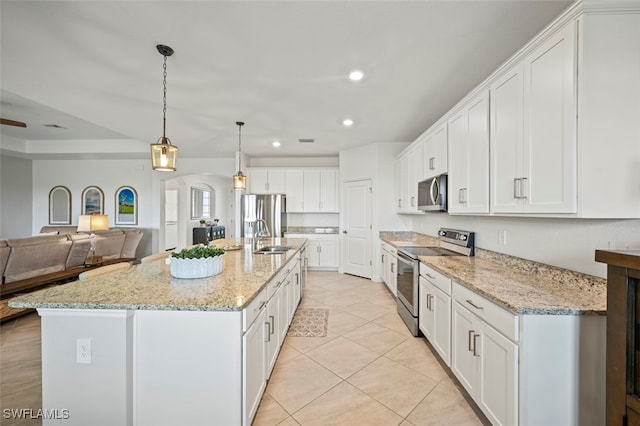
243, 289, 267, 333
452, 281, 518, 342
266, 272, 284, 301
420, 263, 451, 295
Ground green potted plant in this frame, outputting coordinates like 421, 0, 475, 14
199, 219, 206, 227
170, 245, 226, 279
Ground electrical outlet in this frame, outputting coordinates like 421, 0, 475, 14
77, 338, 92, 364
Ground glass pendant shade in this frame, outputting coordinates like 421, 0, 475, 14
151, 137, 178, 171
233, 171, 247, 190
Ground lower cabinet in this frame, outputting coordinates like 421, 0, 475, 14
242, 305, 268, 425
419, 277, 452, 366
242, 255, 302, 425
380, 241, 398, 295
285, 234, 338, 270
451, 283, 517, 426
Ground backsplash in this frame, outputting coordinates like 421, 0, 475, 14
286, 226, 338, 234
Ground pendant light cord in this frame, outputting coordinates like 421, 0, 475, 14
162, 55, 168, 138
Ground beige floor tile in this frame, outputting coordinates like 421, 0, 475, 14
348, 357, 438, 417
340, 300, 388, 321
400, 421, 416, 426
284, 333, 338, 354
326, 310, 369, 336
372, 312, 414, 337
276, 417, 301, 426
273, 341, 303, 368
406, 380, 483, 426
306, 336, 380, 379
292, 381, 403, 426
343, 322, 408, 354
384, 338, 449, 381
253, 393, 290, 426
265, 355, 341, 414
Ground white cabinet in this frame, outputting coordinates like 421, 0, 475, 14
422, 123, 448, 179
418, 264, 452, 366
242, 303, 267, 425
302, 169, 339, 212
451, 282, 518, 426
448, 90, 490, 214
285, 170, 304, 212
247, 169, 286, 194
265, 282, 283, 377
286, 234, 338, 270
396, 144, 424, 214
490, 22, 577, 214
380, 241, 397, 296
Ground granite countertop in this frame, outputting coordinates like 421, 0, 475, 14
10, 238, 306, 312
285, 226, 338, 235
380, 232, 606, 316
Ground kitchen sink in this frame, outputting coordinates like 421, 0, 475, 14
254, 245, 292, 254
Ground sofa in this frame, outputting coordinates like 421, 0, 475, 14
0, 227, 143, 297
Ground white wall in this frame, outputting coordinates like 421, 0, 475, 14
0, 155, 33, 238
287, 213, 338, 228
340, 142, 410, 279
32, 158, 154, 256
412, 214, 640, 278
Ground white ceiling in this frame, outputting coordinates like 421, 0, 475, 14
0, 0, 573, 161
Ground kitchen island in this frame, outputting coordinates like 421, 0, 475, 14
10, 238, 306, 426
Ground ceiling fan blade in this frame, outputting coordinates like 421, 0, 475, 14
0, 118, 27, 127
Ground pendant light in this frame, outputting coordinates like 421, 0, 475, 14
233, 121, 247, 190
150, 44, 179, 171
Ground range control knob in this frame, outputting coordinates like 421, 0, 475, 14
438, 230, 446, 236
458, 234, 467, 241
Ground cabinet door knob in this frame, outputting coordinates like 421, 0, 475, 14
343, 230, 347, 234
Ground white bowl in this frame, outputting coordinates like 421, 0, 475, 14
170, 254, 224, 279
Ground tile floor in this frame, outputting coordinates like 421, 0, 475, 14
253, 271, 486, 426
0, 271, 486, 426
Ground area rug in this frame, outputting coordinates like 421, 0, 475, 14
287, 308, 329, 337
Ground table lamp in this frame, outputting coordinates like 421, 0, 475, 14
77, 214, 109, 264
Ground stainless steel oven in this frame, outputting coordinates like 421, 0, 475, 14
396, 228, 475, 336
396, 250, 420, 335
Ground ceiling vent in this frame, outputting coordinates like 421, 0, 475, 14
42, 124, 67, 129
298, 138, 315, 143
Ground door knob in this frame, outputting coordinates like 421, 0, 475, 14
342, 230, 347, 234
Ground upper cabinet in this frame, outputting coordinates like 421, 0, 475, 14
246, 168, 338, 213
491, 23, 577, 214
448, 90, 490, 214
396, 143, 424, 214
303, 169, 339, 213
247, 169, 286, 194
423, 123, 448, 179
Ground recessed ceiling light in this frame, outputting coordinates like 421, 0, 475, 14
272, 141, 281, 148
348, 70, 364, 81
342, 118, 354, 127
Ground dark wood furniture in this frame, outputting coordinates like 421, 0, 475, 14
192, 225, 225, 245
596, 250, 640, 426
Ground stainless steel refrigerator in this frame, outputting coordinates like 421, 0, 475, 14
240, 194, 287, 238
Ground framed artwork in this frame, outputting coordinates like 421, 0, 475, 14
81, 186, 104, 215
49, 186, 72, 224
115, 186, 138, 225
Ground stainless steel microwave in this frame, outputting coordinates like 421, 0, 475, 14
418, 174, 447, 212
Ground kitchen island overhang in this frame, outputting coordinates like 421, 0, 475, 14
10, 238, 307, 426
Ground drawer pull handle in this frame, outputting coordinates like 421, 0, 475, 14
466, 299, 483, 310
255, 301, 266, 311
269, 315, 275, 335
468, 330, 475, 352
425, 273, 435, 279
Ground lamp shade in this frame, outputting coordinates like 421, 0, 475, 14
151, 138, 178, 171
77, 214, 109, 232
233, 172, 247, 190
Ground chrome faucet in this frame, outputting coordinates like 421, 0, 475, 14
253, 219, 271, 250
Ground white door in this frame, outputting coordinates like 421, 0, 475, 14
342, 179, 372, 278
